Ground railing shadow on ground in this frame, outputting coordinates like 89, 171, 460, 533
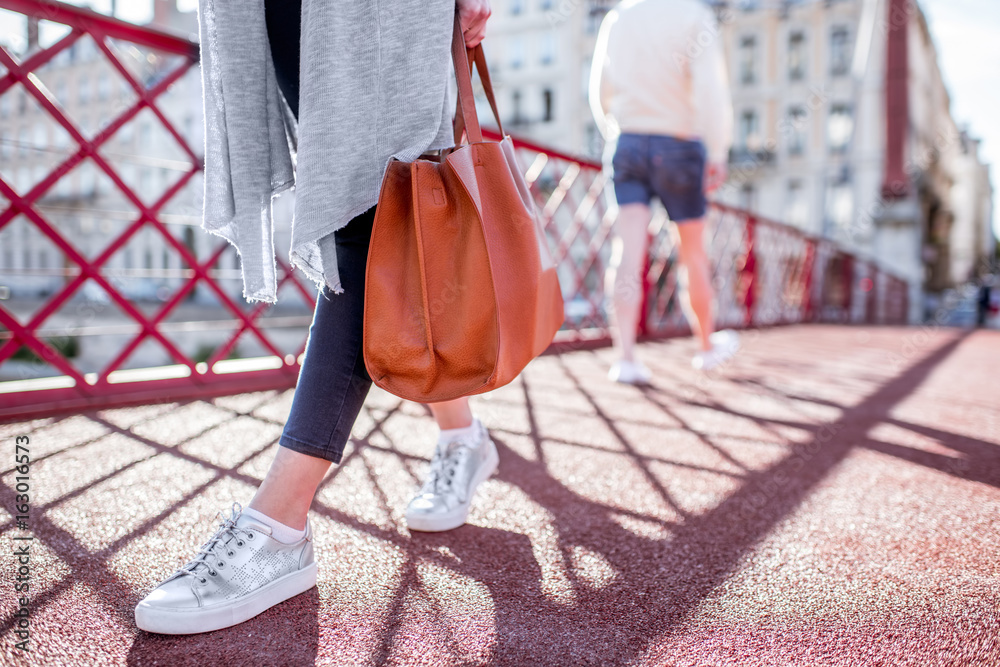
2, 328, 992, 665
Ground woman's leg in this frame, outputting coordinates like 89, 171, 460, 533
134, 207, 376, 635
405, 396, 497, 533
428, 397, 473, 429
256, 207, 376, 525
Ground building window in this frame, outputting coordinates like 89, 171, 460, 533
119, 118, 134, 143
587, 7, 608, 35
18, 90, 26, 115
540, 33, 556, 66
0, 130, 9, 160
80, 162, 96, 195
786, 106, 807, 156
32, 123, 46, 150
511, 90, 523, 125
827, 104, 853, 154
78, 76, 90, 105
509, 37, 525, 70
830, 27, 851, 76
788, 31, 806, 81
57, 171, 72, 197
540, 0, 554, 9
54, 79, 68, 107
740, 183, 756, 211
739, 109, 760, 150
785, 179, 807, 227
826, 176, 853, 232
739, 36, 757, 85
139, 121, 152, 148
97, 71, 110, 101
18, 128, 28, 157
542, 88, 554, 122
54, 125, 69, 150
511, 0, 525, 15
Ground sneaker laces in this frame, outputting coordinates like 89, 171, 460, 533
175, 502, 253, 583
421, 442, 472, 502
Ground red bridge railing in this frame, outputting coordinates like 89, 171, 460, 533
0, 0, 910, 419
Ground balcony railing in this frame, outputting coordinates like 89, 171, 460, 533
0, 0, 909, 419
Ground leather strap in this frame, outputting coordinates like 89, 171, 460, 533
452, 13, 482, 145
450, 12, 504, 146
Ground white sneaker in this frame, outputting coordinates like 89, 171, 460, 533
608, 359, 653, 385
134, 503, 317, 635
405, 420, 499, 533
692, 330, 740, 371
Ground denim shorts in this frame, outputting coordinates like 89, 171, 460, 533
611, 133, 707, 222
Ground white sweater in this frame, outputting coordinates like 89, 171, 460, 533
589, 0, 734, 164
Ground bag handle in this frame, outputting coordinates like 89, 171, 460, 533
451, 12, 505, 146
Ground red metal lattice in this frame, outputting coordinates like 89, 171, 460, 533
0, 1, 911, 420
0, 0, 316, 418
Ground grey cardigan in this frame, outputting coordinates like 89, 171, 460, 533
198, 0, 455, 303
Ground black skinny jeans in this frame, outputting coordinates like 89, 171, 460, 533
266, 0, 374, 463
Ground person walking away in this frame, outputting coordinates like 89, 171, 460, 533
590, 0, 738, 383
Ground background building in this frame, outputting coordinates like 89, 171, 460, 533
484, 0, 995, 321
0, 0, 296, 307
0, 0, 306, 379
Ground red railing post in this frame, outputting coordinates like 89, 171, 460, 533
842, 253, 855, 323
741, 215, 758, 328
865, 263, 878, 324
637, 229, 654, 338
899, 278, 910, 325
801, 239, 816, 323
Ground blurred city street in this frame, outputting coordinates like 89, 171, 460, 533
1, 325, 998, 665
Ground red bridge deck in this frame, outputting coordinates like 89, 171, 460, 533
1, 324, 998, 666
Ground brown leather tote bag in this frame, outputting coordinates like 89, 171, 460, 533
362, 16, 565, 403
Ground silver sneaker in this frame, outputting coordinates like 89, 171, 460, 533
405, 420, 499, 532
134, 503, 317, 635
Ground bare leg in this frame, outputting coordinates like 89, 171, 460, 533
428, 397, 473, 430
606, 203, 652, 363
249, 446, 333, 530
673, 219, 715, 351
246, 398, 472, 531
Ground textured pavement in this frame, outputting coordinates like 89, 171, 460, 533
1, 324, 998, 666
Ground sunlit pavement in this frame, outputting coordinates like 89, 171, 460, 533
1, 324, 998, 666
